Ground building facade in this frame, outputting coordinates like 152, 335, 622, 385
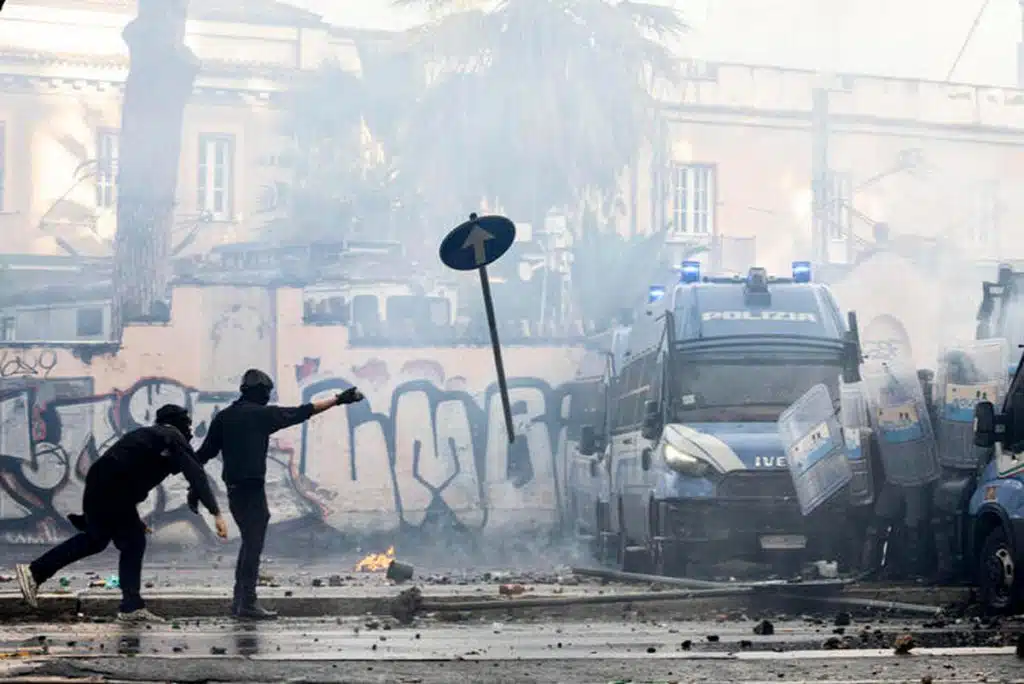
0, 0, 363, 258
625, 63, 1024, 274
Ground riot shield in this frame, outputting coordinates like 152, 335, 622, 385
778, 384, 853, 516
934, 338, 1009, 469
839, 380, 874, 507
862, 361, 940, 486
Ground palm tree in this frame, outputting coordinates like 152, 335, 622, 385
112, 0, 199, 334
278, 40, 430, 246
396, 0, 685, 227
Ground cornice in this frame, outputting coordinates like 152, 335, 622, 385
0, 48, 304, 80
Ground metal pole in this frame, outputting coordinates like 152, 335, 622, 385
811, 87, 830, 265
479, 265, 514, 443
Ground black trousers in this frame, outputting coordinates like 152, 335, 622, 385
227, 480, 270, 607
29, 460, 146, 612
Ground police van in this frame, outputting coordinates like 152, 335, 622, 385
577, 261, 861, 574
971, 351, 1024, 613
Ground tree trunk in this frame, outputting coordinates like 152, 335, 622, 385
112, 0, 199, 337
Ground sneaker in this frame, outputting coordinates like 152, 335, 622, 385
116, 608, 166, 623
233, 603, 278, 620
15, 564, 38, 609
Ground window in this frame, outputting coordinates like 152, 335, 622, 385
76, 308, 103, 337
96, 130, 119, 208
975, 180, 999, 247
0, 316, 14, 341
612, 352, 657, 431
669, 164, 715, 235
825, 170, 852, 239
197, 134, 235, 219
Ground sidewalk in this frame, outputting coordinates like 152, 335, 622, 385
0, 581, 652, 620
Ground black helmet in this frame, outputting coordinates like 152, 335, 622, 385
240, 369, 274, 405
155, 404, 192, 440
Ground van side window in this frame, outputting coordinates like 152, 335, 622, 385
612, 362, 638, 431
613, 351, 660, 431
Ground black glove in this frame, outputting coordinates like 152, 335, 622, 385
187, 488, 200, 514
336, 387, 364, 405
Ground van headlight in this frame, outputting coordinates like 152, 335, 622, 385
664, 444, 712, 477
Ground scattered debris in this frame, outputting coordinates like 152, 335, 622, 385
822, 636, 842, 650
893, 634, 915, 655
499, 584, 526, 596
389, 586, 423, 625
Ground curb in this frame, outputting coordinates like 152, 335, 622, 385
0, 585, 974, 621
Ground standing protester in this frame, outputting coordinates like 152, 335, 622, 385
192, 369, 363, 620
15, 405, 226, 623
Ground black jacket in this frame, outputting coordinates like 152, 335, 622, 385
93, 424, 220, 515
195, 398, 314, 485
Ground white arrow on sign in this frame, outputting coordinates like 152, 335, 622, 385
462, 224, 494, 266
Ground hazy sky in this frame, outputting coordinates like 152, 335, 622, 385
286, 0, 1021, 86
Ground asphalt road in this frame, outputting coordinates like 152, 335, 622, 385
0, 617, 1020, 683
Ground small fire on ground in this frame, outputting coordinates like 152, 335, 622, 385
355, 546, 395, 572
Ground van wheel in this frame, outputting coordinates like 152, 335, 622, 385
616, 500, 651, 574
648, 502, 687, 577
617, 531, 651, 574
977, 526, 1022, 614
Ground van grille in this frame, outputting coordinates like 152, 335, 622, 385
716, 471, 796, 499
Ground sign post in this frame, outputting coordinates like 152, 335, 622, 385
439, 213, 517, 443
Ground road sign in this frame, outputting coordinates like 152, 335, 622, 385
439, 214, 516, 443
439, 214, 516, 272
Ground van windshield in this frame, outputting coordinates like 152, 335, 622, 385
671, 358, 841, 422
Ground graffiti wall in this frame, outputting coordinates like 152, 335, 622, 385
0, 303, 589, 546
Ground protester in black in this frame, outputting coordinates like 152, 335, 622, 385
15, 404, 226, 623
192, 369, 363, 619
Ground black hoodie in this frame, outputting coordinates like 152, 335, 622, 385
194, 397, 314, 484
94, 424, 219, 515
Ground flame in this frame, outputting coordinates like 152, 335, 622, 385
354, 546, 395, 572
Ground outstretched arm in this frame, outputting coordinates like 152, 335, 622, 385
264, 388, 364, 434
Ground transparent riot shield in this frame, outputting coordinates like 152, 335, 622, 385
934, 338, 1009, 470
839, 380, 874, 507
862, 361, 940, 486
778, 384, 853, 516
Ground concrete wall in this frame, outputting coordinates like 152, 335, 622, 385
0, 285, 586, 546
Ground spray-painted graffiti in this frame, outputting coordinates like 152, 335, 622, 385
0, 377, 307, 544
0, 357, 594, 545
0, 350, 59, 379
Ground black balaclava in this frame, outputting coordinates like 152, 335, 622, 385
155, 403, 193, 441
240, 368, 274, 406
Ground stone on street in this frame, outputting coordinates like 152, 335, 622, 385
0, 617, 1021, 683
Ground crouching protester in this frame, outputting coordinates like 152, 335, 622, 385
15, 404, 227, 623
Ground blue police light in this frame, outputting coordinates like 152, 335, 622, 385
648, 285, 666, 303
680, 260, 701, 283
792, 261, 812, 283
